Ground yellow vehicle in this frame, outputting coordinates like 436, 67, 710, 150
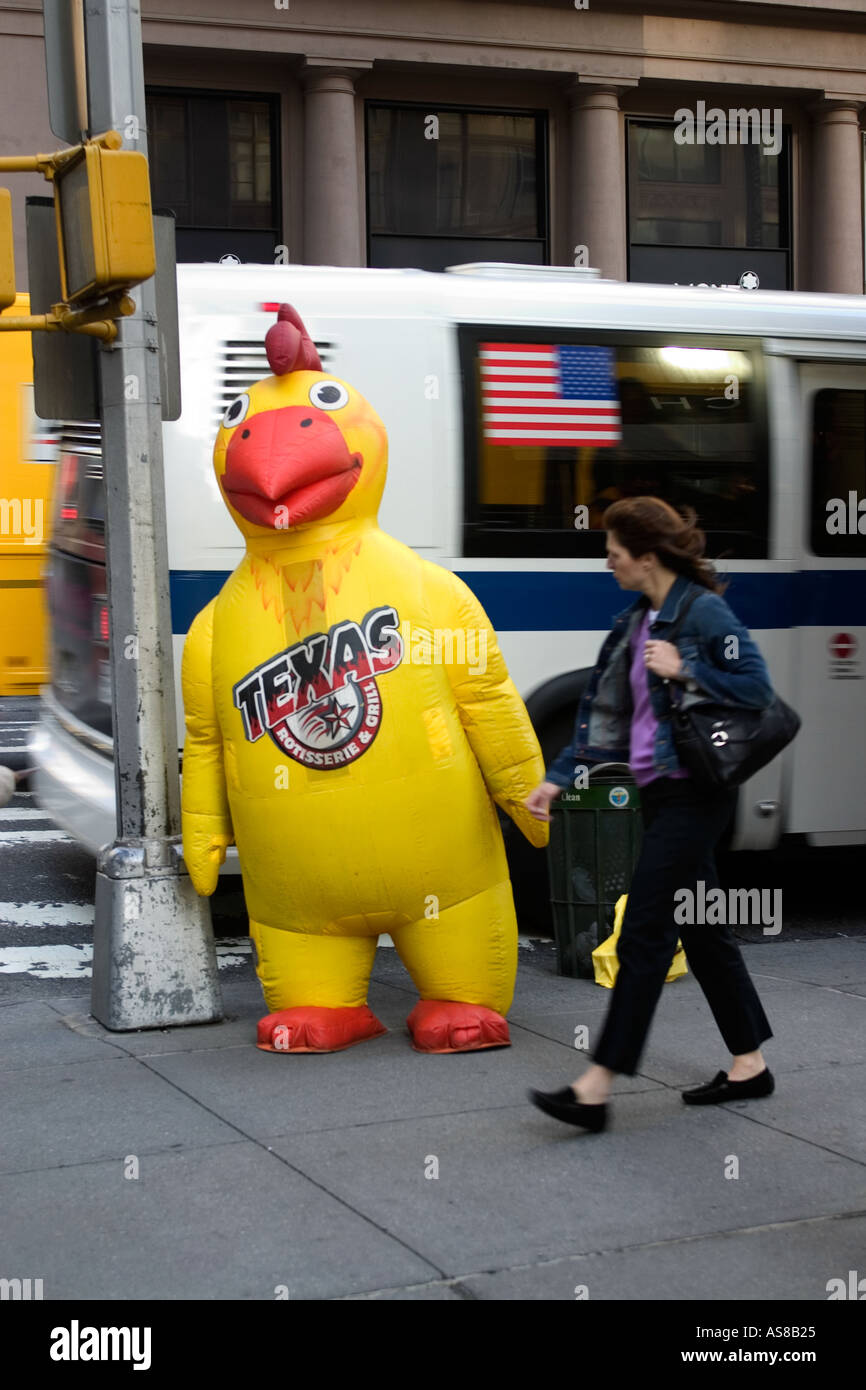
0, 293, 57, 693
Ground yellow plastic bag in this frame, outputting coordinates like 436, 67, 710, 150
592, 894, 688, 988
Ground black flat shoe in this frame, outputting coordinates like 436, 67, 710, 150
528, 1086, 608, 1132
682, 1068, 774, 1105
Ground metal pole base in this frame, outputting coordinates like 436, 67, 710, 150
92, 847, 223, 1031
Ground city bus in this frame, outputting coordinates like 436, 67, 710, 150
29, 262, 866, 920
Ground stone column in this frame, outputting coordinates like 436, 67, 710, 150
568, 83, 634, 280
301, 61, 371, 266
810, 99, 864, 294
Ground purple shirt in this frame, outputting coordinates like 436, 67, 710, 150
628, 608, 689, 788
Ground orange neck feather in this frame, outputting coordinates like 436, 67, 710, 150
247, 537, 364, 631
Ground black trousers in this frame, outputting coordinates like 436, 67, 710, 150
592, 777, 773, 1076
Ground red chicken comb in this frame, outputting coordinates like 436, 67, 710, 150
265, 303, 323, 376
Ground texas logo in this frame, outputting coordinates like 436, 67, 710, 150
232, 605, 403, 768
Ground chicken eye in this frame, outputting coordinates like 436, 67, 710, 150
309, 381, 349, 411
223, 393, 250, 429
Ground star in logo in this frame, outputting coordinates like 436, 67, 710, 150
219, 253, 242, 265
316, 694, 356, 737
739, 271, 760, 290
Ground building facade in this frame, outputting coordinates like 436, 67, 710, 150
2, 0, 865, 292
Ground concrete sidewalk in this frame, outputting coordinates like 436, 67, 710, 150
1, 935, 864, 1301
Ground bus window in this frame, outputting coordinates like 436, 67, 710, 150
810, 389, 866, 557
460, 331, 768, 558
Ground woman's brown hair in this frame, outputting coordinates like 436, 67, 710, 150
601, 496, 726, 594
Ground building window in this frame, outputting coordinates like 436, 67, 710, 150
145, 90, 280, 263
366, 103, 548, 270
229, 105, 272, 208
810, 389, 866, 557
460, 328, 769, 558
627, 118, 791, 289
634, 126, 722, 186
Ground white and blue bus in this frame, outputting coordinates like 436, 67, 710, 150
30, 262, 866, 917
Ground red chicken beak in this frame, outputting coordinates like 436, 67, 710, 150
221, 406, 363, 529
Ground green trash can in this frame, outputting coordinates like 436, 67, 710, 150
547, 763, 643, 979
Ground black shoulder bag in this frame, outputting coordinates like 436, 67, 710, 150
661, 590, 801, 790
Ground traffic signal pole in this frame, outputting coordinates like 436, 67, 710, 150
84, 0, 222, 1028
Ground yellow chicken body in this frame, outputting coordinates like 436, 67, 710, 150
182, 306, 547, 1053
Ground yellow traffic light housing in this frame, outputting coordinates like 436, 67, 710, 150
0, 131, 148, 340
53, 139, 156, 304
0, 188, 15, 310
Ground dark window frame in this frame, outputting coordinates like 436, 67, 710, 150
364, 100, 549, 266
625, 116, 792, 274
458, 323, 771, 559
144, 86, 282, 249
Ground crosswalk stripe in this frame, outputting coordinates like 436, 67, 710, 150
0, 903, 94, 927
0, 941, 252, 977
0, 829, 73, 844
0, 944, 92, 977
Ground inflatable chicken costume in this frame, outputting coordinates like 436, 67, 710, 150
181, 304, 548, 1054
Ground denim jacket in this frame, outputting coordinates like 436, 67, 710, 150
545, 572, 775, 789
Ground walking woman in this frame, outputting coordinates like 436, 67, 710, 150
525, 497, 775, 1132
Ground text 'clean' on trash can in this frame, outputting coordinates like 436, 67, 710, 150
546, 763, 643, 979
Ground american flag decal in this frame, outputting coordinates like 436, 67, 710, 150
479, 343, 622, 447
